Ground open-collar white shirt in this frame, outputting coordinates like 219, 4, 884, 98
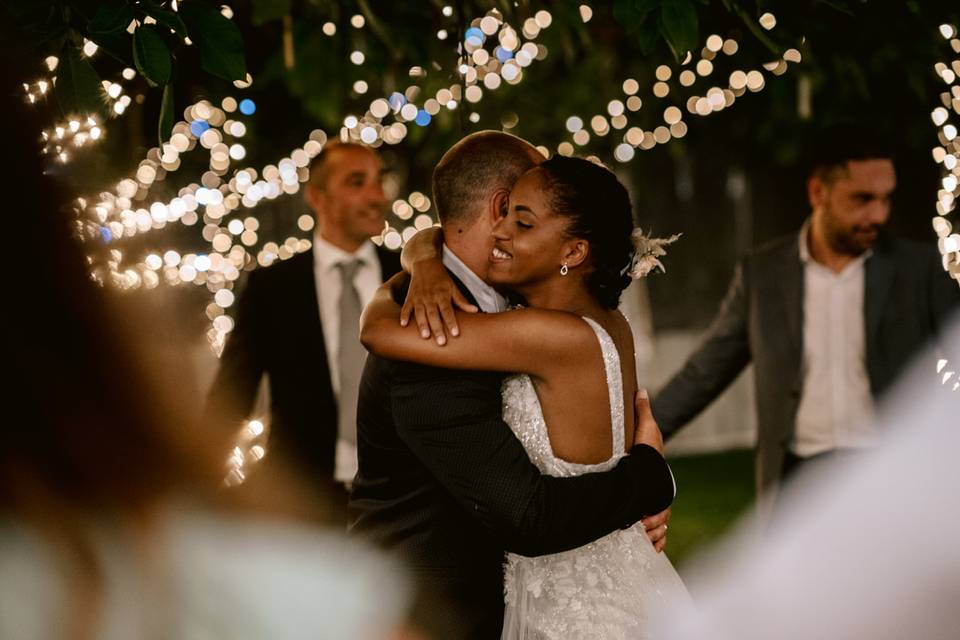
313, 232, 381, 482
793, 219, 877, 457
441, 244, 508, 313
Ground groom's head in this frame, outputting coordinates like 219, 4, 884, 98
432, 131, 544, 279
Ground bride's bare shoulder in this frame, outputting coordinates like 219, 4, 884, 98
500, 307, 600, 346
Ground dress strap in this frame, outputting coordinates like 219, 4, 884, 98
580, 317, 625, 459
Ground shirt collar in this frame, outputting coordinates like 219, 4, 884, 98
313, 232, 377, 272
798, 218, 813, 264
798, 218, 872, 271
441, 244, 507, 313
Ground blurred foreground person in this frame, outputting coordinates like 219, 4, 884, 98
0, 34, 410, 640
653, 124, 960, 507
655, 317, 960, 640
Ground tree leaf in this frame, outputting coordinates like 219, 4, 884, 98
614, 0, 645, 33
251, 0, 292, 25
636, 0, 663, 11
88, 29, 134, 64
179, 1, 247, 81
133, 24, 172, 86
636, 14, 663, 55
56, 43, 104, 115
614, 0, 663, 34
660, 0, 698, 61
88, 0, 134, 34
7, 0, 60, 38
158, 83, 175, 145
143, 4, 189, 38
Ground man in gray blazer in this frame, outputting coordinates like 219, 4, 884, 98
652, 125, 960, 499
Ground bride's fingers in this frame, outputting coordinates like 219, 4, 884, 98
452, 289, 479, 314
654, 535, 668, 553
426, 307, 446, 345
414, 305, 431, 339
399, 299, 413, 327
642, 507, 670, 531
439, 301, 459, 338
646, 523, 668, 546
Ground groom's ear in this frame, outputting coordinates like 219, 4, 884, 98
488, 188, 511, 223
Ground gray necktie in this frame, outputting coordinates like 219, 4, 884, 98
336, 259, 364, 447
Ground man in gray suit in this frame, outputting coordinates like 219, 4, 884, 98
652, 125, 960, 500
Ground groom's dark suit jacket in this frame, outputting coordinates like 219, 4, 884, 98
349, 275, 676, 639
206, 246, 401, 490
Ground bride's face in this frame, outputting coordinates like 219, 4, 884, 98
488, 168, 576, 288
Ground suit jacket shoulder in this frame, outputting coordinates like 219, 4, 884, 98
873, 234, 937, 262
245, 249, 313, 290
749, 233, 800, 269
375, 245, 402, 279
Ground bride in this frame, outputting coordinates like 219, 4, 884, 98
361, 155, 690, 638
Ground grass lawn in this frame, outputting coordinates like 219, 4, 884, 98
662, 448, 756, 572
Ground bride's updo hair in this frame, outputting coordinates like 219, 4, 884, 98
537, 155, 634, 309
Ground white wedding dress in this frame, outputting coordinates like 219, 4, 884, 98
500, 317, 691, 639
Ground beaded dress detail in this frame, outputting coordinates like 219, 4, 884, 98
500, 317, 690, 639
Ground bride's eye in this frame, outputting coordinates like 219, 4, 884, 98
517, 221, 533, 230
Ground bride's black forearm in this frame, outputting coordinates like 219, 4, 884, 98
502, 445, 675, 556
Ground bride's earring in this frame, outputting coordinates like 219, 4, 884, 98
560, 264, 569, 276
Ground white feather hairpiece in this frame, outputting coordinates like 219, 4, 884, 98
620, 229, 682, 279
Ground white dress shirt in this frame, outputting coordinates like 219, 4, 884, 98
441, 244, 508, 313
313, 233, 382, 482
793, 220, 877, 457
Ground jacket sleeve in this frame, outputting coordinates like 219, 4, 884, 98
389, 366, 675, 557
927, 248, 960, 336
652, 259, 753, 439
204, 270, 266, 428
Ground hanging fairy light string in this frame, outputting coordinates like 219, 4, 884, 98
28, 4, 251, 164
84, 6, 549, 246
25, 42, 141, 162
337, 8, 549, 145
930, 22, 960, 393
559, 12, 801, 162
84, 7, 549, 359
85, 6, 549, 253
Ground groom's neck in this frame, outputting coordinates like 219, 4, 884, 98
444, 229, 491, 283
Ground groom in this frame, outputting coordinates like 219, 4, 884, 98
349, 131, 676, 638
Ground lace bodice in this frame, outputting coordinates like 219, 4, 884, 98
500, 316, 690, 639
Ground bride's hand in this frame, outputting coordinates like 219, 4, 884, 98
642, 507, 671, 553
399, 257, 478, 346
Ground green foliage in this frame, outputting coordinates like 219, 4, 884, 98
660, 0, 699, 60
251, 0, 293, 26
9, 0, 247, 129
179, 1, 247, 81
56, 41, 104, 115
88, 0, 134, 35
145, 3, 189, 38
613, 0, 702, 60
666, 450, 755, 571
133, 24, 171, 86
159, 83, 175, 145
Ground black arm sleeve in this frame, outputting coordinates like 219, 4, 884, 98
204, 270, 266, 427
390, 367, 674, 557
928, 249, 960, 337
652, 260, 753, 439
